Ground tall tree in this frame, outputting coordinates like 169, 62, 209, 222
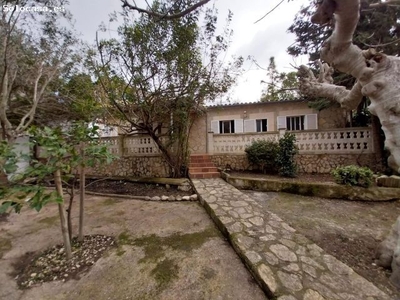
260, 57, 298, 102
93, 0, 243, 177
0, 0, 78, 142
295, 0, 400, 286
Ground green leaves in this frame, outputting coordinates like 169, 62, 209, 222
0, 141, 18, 174
1, 122, 114, 213
331, 165, 374, 188
245, 140, 279, 173
277, 133, 299, 178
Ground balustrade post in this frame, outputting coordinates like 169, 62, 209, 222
118, 135, 125, 157
207, 131, 214, 154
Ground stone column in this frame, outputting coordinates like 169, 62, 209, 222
118, 135, 125, 157
207, 132, 214, 154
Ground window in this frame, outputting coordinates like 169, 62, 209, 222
219, 120, 235, 133
286, 116, 305, 131
256, 119, 268, 132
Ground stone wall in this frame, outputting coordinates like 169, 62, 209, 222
188, 113, 207, 154
296, 153, 381, 173
86, 156, 170, 178
211, 153, 382, 174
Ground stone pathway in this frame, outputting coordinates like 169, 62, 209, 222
191, 178, 391, 300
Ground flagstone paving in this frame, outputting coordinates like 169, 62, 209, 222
191, 178, 391, 300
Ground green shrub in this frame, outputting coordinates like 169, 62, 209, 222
245, 140, 279, 173
277, 133, 298, 178
331, 165, 374, 187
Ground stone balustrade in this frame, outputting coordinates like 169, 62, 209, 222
97, 135, 162, 157
211, 127, 374, 155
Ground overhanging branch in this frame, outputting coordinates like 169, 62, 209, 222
120, 0, 211, 19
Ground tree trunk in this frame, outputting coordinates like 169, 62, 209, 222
66, 184, 74, 243
298, 0, 400, 286
54, 169, 72, 260
78, 143, 85, 242
148, 131, 178, 177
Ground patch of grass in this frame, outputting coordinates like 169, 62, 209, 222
150, 258, 179, 288
116, 231, 133, 256
0, 237, 12, 259
201, 267, 217, 280
116, 227, 218, 263
133, 227, 218, 263
102, 198, 120, 206
38, 215, 59, 226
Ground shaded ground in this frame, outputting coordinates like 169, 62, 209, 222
0, 195, 266, 300
229, 171, 338, 185
85, 179, 192, 197
246, 190, 400, 298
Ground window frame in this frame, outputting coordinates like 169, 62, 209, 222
219, 120, 235, 134
286, 115, 305, 131
256, 119, 268, 132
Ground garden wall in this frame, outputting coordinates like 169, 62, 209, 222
86, 156, 170, 178
211, 153, 381, 174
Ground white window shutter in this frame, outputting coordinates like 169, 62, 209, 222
277, 116, 287, 130
244, 119, 256, 133
305, 114, 318, 130
234, 119, 243, 133
211, 120, 219, 133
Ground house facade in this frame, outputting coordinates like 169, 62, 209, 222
89, 100, 381, 177
187, 100, 379, 174
188, 100, 348, 154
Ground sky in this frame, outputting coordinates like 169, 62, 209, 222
67, 0, 311, 104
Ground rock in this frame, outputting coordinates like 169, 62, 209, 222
165, 184, 170, 190
161, 195, 169, 201
377, 175, 400, 188
391, 237, 400, 288
303, 289, 325, 300
277, 271, 303, 292
270, 244, 297, 262
376, 216, 400, 269
168, 196, 175, 201
178, 184, 192, 192
176, 196, 182, 201
152, 196, 161, 201
190, 194, 198, 201
30, 273, 37, 278
257, 264, 277, 293
182, 196, 190, 201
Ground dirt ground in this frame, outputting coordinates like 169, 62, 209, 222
245, 190, 400, 298
0, 195, 267, 300
85, 179, 192, 197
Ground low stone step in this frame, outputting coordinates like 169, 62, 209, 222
190, 158, 213, 163
189, 172, 220, 179
190, 154, 210, 159
189, 167, 218, 173
189, 163, 216, 168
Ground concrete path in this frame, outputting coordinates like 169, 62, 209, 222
191, 178, 391, 300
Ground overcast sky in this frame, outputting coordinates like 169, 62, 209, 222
67, 0, 311, 104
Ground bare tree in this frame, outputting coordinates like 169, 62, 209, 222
297, 0, 400, 287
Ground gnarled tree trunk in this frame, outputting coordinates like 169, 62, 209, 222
297, 0, 400, 287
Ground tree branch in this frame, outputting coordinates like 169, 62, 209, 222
120, 0, 211, 19
298, 64, 363, 110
